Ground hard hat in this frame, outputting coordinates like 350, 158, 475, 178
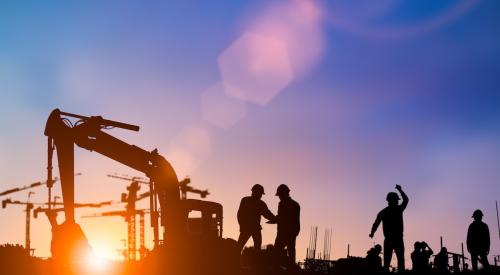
251, 184, 265, 195
276, 184, 290, 196
472, 209, 483, 218
386, 192, 400, 201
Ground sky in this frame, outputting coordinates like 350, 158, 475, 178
1, 0, 500, 267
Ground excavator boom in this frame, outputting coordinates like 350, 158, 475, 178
44, 109, 184, 246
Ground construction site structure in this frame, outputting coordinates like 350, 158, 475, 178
105, 173, 212, 260
82, 198, 224, 261
81, 190, 219, 261
44, 109, 237, 274
108, 174, 209, 200
439, 237, 469, 272
303, 226, 335, 273
0, 178, 61, 197
1, 197, 113, 255
178, 177, 210, 200
82, 209, 149, 260
32, 201, 113, 219
2, 195, 42, 254
107, 176, 150, 260
496, 200, 499, 240
306, 226, 318, 260
322, 228, 332, 260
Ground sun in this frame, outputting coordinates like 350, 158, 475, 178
85, 245, 114, 272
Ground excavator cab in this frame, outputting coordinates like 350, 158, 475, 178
184, 199, 223, 238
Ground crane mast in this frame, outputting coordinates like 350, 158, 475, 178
1, 197, 113, 256
82, 209, 149, 260
2, 199, 39, 253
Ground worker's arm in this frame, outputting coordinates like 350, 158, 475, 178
486, 224, 490, 254
423, 242, 433, 254
237, 198, 245, 225
466, 225, 472, 252
396, 185, 409, 210
369, 213, 382, 238
261, 202, 276, 222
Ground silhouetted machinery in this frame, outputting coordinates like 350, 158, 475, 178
0, 177, 60, 197
44, 109, 238, 273
2, 196, 36, 254
82, 209, 149, 260
97, 174, 214, 261
1, 197, 110, 255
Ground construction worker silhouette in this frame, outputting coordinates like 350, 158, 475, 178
434, 247, 449, 273
272, 184, 300, 265
369, 184, 409, 272
411, 242, 422, 272
411, 241, 433, 272
365, 244, 383, 273
237, 184, 275, 251
467, 209, 490, 271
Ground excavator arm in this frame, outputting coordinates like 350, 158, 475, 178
44, 109, 185, 245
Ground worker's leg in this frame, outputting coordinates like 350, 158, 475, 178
286, 236, 297, 264
251, 231, 262, 250
274, 233, 286, 259
394, 237, 405, 272
238, 231, 251, 251
470, 253, 478, 271
478, 252, 490, 269
383, 238, 394, 272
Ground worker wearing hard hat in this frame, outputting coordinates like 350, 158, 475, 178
467, 209, 490, 271
369, 184, 409, 272
237, 184, 276, 251
272, 184, 300, 264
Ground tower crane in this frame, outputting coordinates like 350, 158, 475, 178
1, 197, 112, 255
0, 177, 60, 197
108, 174, 209, 200
33, 201, 113, 219
99, 174, 210, 260
2, 194, 38, 253
82, 209, 150, 260
0, 174, 82, 198
107, 174, 151, 260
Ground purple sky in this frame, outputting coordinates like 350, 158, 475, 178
1, 0, 499, 265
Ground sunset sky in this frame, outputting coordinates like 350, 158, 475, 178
1, 0, 499, 267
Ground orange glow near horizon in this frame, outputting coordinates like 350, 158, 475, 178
1, 1, 500, 272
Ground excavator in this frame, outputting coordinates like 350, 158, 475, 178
1, 197, 111, 256
44, 109, 238, 273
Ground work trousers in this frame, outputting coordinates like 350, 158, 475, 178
274, 233, 297, 264
384, 236, 405, 272
238, 230, 262, 251
470, 252, 489, 271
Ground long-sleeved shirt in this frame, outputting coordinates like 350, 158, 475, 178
467, 220, 490, 254
276, 197, 300, 237
237, 196, 275, 232
371, 190, 409, 238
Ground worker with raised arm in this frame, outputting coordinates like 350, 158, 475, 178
369, 184, 409, 272
237, 184, 276, 252
467, 209, 490, 271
